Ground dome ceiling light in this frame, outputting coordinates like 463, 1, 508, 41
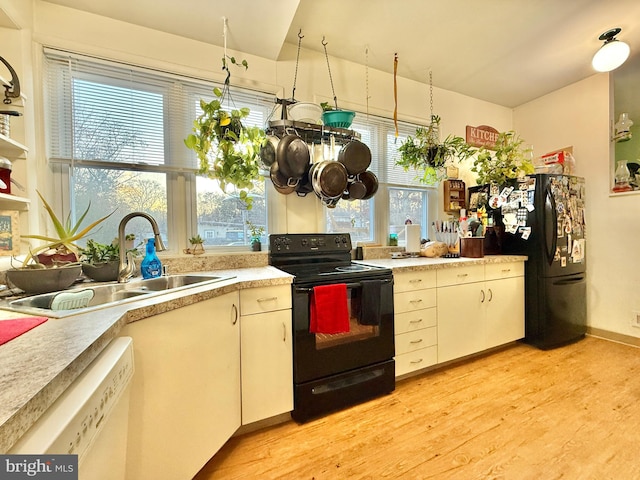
592, 27, 630, 72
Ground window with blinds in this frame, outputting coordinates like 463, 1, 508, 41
44, 48, 272, 250
325, 113, 432, 243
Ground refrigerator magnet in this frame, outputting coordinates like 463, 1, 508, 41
520, 227, 531, 240
561, 257, 567, 267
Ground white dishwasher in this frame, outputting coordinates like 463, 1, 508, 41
10, 337, 134, 480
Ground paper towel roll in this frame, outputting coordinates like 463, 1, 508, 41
405, 224, 421, 253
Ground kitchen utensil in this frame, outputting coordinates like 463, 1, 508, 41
259, 134, 279, 168
0, 56, 21, 104
270, 162, 296, 195
276, 132, 310, 179
288, 102, 323, 124
359, 170, 379, 200
50, 289, 95, 311
338, 139, 371, 175
311, 160, 348, 199
347, 178, 367, 200
322, 110, 356, 128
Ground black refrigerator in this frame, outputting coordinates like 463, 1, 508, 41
499, 174, 587, 349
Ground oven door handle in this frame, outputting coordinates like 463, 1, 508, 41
294, 278, 393, 293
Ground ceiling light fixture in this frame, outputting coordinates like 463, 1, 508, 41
592, 28, 630, 72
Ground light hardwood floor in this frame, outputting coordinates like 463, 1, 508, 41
195, 336, 640, 479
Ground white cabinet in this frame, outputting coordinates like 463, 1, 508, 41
121, 292, 240, 480
437, 262, 524, 363
393, 270, 438, 376
240, 284, 293, 424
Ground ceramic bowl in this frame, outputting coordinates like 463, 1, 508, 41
6, 264, 82, 294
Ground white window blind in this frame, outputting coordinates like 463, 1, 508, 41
44, 48, 275, 172
350, 113, 426, 186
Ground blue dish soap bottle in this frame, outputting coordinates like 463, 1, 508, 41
140, 237, 162, 279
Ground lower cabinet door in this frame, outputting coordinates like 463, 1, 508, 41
437, 282, 486, 363
485, 276, 525, 349
122, 292, 240, 480
241, 309, 293, 424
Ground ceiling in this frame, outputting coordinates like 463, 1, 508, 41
42, 0, 640, 108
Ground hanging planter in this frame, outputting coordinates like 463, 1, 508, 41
396, 72, 475, 185
184, 18, 266, 210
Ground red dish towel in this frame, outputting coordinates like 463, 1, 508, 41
0, 317, 48, 346
310, 284, 350, 334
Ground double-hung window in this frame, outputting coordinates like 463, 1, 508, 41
325, 113, 434, 244
44, 48, 271, 250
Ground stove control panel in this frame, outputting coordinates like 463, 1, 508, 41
269, 233, 352, 253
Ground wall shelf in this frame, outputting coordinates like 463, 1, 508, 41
0, 193, 30, 211
0, 134, 27, 158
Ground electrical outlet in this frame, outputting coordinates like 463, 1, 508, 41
632, 311, 640, 328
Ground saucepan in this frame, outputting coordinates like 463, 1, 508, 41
312, 160, 348, 201
270, 162, 297, 195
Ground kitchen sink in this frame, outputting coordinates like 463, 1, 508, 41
2, 274, 233, 318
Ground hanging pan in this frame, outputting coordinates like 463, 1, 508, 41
312, 160, 348, 200
270, 162, 297, 195
259, 134, 279, 168
338, 139, 371, 175
276, 132, 310, 179
359, 170, 379, 200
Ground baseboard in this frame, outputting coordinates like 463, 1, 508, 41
587, 328, 640, 348
233, 412, 292, 437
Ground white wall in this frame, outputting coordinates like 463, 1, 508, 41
514, 74, 640, 338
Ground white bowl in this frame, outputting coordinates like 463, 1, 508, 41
288, 102, 323, 124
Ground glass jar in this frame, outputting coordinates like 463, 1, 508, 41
388, 233, 398, 246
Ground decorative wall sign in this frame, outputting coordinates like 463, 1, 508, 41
466, 125, 499, 149
0, 210, 19, 256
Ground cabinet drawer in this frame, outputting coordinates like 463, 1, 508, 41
485, 262, 524, 281
395, 308, 437, 335
436, 264, 484, 287
394, 289, 436, 314
395, 327, 437, 355
393, 270, 436, 293
395, 346, 437, 377
240, 284, 292, 315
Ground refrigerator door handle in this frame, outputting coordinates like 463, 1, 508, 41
544, 184, 558, 266
554, 276, 585, 285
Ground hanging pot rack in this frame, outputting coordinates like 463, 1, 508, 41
266, 33, 359, 145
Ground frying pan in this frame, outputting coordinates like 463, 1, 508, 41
359, 170, 379, 200
312, 160, 348, 199
259, 135, 279, 168
338, 139, 371, 175
347, 178, 367, 200
276, 133, 310, 179
270, 162, 296, 195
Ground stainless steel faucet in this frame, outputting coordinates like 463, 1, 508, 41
117, 212, 166, 283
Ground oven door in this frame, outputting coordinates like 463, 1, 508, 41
292, 274, 394, 384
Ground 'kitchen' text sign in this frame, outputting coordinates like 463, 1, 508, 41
466, 125, 499, 149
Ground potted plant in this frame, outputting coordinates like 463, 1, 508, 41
188, 234, 205, 255
397, 115, 476, 185
246, 221, 265, 252
471, 131, 535, 186
184, 57, 266, 210
4, 191, 114, 293
80, 239, 120, 282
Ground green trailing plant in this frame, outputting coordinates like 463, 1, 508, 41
184, 58, 266, 210
397, 115, 476, 185
471, 131, 535, 185
21, 191, 114, 267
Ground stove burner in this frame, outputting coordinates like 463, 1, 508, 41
335, 264, 372, 273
